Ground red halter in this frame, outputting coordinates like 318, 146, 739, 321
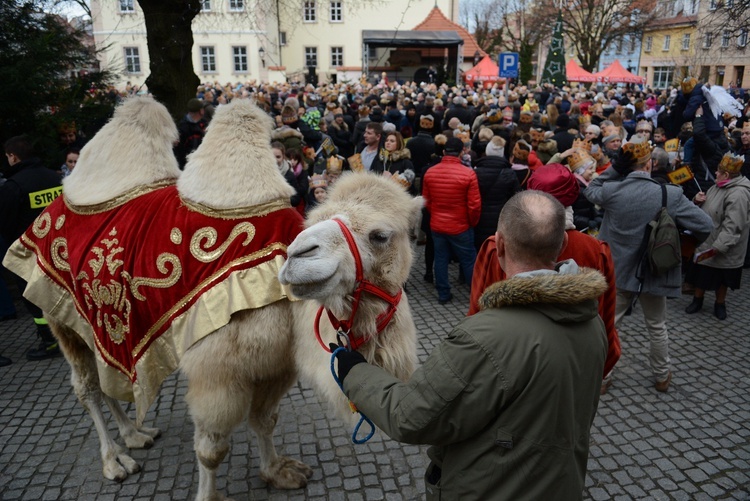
314, 218, 403, 353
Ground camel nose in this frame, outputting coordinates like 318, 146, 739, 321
288, 243, 319, 259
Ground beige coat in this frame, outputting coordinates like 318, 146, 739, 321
696, 175, 750, 269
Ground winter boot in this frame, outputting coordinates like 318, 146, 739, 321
685, 297, 703, 314
26, 322, 60, 361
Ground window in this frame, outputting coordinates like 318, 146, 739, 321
200, 0, 211, 11
232, 46, 248, 72
229, 0, 244, 11
709, 0, 717, 9
682, 34, 690, 50
686, 0, 698, 14
726, 0, 734, 7
329, 1, 342, 22
616, 37, 623, 53
652, 66, 674, 89
645, 36, 653, 52
703, 33, 713, 48
305, 47, 318, 67
330, 46, 343, 67
739, 29, 748, 47
630, 36, 637, 52
304, 1, 316, 22
124, 47, 140, 73
200, 46, 216, 72
662, 34, 671, 51
119, 0, 134, 13
722, 30, 730, 47
279, 31, 287, 46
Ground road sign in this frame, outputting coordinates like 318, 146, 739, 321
499, 52, 519, 79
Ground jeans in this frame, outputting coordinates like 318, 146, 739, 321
432, 228, 476, 301
615, 289, 670, 382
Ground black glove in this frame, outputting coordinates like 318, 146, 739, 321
329, 343, 367, 383
612, 149, 635, 177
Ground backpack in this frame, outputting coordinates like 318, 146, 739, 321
644, 184, 682, 276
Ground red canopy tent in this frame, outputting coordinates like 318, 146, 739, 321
593, 59, 645, 84
464, 56, 504, 88
566, 59, 597, 83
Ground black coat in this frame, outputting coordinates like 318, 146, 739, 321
473, 156, 520, 249
406, 132, 436, 178
551, 127, 576, 153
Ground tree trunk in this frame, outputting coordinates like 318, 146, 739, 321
139, 0, 201, 121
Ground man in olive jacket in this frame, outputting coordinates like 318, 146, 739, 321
333, 191, 607, 500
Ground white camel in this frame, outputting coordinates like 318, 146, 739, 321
3, 97, 421, 501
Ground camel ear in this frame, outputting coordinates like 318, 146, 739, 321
408, 196, 424, 243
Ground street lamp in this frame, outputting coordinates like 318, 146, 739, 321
259, 46, 266, 68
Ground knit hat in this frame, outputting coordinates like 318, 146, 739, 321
369, 107, 384, 122
281, 105, 298, 125
602, 134, 620, 146
187, 98, 204, 113
485, 136, 506, 157
444, 137, 465, 154
527, 163, 580, 207
419, 114, 435, 129
477, 127, 494, 142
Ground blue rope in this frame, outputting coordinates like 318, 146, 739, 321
330, 346, 376, 444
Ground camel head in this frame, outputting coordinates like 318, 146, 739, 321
178, 99, 294, 209
279, 173, 423, 337
63, 97, 180, 205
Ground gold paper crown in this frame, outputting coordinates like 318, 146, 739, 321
310, 174, 328, 190
572, 138, 593, 152
579, 114, 592, 125
621, 137, 653, 166
326, 156, 343, 174
681, 77, 698, 95
718, 152, 744, 174
568, 149, 595, 172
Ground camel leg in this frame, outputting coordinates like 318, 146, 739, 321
103, 395, 161, 449
249, 376, 313, 489
49, 320, 140, 481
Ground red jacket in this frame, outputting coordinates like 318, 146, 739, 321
422, 155, 481, 235
468, 231, 621, 378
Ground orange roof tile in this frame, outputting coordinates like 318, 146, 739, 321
412, 7, 486, 59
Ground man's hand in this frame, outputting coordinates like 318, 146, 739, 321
330, 343, 367, 382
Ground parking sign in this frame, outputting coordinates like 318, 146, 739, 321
499, 52, 519, 79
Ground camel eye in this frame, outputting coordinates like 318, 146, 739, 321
368, 230, 391, 245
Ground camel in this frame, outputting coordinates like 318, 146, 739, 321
3, 97, 421, 501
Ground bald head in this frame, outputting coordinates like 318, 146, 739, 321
497, 191, 566, 267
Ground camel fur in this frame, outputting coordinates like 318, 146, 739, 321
4, 97, 420, 501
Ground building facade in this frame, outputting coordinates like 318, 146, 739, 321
639, 7, 698, 89
693, 0, 749, 88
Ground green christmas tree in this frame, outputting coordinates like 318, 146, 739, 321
541, 12, 567, 87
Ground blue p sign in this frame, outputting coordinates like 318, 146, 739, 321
499, 52, 519, 78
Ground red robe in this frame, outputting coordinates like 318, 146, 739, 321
468, 231, 621, 377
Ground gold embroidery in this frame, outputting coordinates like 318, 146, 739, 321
128, 253, 182, 301
32, 213, 52, 239
190, 223, 256, 263
65, 180, 176, 215
51, 238, 70, 272
170, 228, 182, 245
181, 197, 292, 220
55, 214, 66, 230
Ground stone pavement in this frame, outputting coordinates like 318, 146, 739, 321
1, 246, 749, 500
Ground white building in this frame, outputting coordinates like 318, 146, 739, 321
91, 0, 475, 89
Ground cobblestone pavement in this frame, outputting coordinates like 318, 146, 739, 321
1, 246, 749, 500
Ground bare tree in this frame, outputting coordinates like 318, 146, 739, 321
551, 0, 656, 72
699, 0, 750, 38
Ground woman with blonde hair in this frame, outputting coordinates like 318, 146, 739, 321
546, 104, 559, 132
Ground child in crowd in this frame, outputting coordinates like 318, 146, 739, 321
306, 174, 328, 213
280, 144, 309, 214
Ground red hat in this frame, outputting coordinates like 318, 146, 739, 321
527, 163, 580, 208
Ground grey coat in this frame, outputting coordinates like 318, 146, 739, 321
585, 168, 714, 297
695, 175, 750, 269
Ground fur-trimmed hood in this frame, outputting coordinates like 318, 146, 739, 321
271, 127, 304, 141
384, 148, 411, 162
479, 266, 607, 312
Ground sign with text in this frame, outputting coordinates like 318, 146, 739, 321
499, 52, 519, 79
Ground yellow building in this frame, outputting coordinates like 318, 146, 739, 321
639, 14, 698, 89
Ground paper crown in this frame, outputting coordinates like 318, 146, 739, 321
326, 156, 343, 174
718, 152, 744, 174
681, 77, 698, 95
310, 174, 328, 190
568, 149, 595, 172
579, 114, 592, 125
572, 138, 593, 152
486, 109, 501, 123
621, 137, 653, 166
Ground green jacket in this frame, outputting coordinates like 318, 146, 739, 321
344, 266, 607, 500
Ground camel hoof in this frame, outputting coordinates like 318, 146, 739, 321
118, 452, 141, 475
123, 431, 155, 449
138, 426, 161, 439
260, 456, 313, 489
103, 461, 128, 482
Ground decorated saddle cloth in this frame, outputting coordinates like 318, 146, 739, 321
4, 182, 303, 424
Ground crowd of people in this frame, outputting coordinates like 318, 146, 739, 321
2, 73, 750, 498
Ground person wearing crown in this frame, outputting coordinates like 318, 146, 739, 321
684, 152, 750, 320
584, 135, 713, 392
